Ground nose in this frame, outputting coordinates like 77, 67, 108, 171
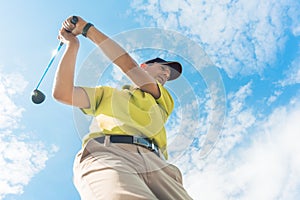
163, 69, 171, 80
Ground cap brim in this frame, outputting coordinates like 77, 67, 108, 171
144, 57, 182, 81
163, 62, 182, 81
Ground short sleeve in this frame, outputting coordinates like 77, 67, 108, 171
156, 82, 174, 115
80, 86, 105, 116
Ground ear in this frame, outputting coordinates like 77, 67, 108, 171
140, 63, 147, 68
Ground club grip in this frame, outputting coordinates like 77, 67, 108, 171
70, 16, 78, 25
65, 16, 78, 33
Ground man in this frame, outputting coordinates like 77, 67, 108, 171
53, 16, 193, 200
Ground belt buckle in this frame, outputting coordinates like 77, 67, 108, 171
133, 137, 151, 150
151, 142, 155, 150
133, 136, 138, 144
133, 136, 159, 156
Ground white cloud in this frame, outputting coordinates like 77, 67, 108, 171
167, 98, 204, 161
279, 55, 300, 87
174, 84, 300, 199
0, 137, 56, 198
288, 4, 300, 36
0, 71, 26, 130
226, 100, 300, 199
204, 82, 256, 157
131, 0, 300, 77
292, 26, 300, 36
0, 69, 57, 199
166, 78, 226, 161
267, 90, 283, 105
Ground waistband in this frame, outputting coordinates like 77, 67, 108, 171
94, 135, 160, 157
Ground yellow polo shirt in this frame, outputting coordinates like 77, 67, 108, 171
80, 82, 174, 159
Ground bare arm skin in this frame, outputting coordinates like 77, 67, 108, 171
52, 29, 90, 108
53, 16, 160, 109
86, 25, 160, 96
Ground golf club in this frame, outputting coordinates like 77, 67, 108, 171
32, 16, 78, 104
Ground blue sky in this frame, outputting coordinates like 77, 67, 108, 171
1, 0, 300, 199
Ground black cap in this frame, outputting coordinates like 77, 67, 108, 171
145, 57, 182, 81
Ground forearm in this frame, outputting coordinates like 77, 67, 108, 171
86, 26, 138, 73
52, 42, 79, 104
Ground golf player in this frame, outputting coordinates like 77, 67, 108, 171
53, 16, 193, 200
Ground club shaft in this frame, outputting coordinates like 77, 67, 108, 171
35, 42, 63, 90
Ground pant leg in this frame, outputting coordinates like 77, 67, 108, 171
79, 168, 158, 200
148, 164, 193, 200
73, 140, 159, 200
137, 146, 193, 200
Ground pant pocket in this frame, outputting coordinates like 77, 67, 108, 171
166, 164, 183, 185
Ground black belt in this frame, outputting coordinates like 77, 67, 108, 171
94, 135, 160, 156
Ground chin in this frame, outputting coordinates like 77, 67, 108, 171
156, 79, 164, 85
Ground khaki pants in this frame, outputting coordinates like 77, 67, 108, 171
73, 138, 193, 200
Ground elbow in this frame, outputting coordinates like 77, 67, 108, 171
52, 90, 64, 102
52, 89, 72, 105
52, 90, 61, 101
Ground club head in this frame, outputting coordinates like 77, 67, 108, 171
31, 89, 46, 104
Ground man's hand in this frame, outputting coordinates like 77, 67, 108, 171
58, 28, 79, 46
62, 16, 87, 36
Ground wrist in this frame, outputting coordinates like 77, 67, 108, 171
66, 40, 80, 49
82, 22, 94, 37
74, 18, 87, 35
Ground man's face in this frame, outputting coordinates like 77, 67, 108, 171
144, 63, 171, 85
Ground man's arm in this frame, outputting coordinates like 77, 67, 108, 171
52, 28, 90, 108
71, 16, 161, 98
53, 16, 162, 108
